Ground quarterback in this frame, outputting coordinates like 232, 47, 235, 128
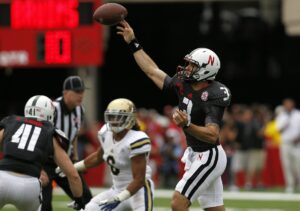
117, 20, 231, 211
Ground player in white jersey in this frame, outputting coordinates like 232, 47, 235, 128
56, 98, 154, 211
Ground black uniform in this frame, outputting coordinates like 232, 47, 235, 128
0, 115, 60, 176
163, 76, 231, 151
163, 76, 231, 202
0, 115, 67, 211
41, 97, 92, 211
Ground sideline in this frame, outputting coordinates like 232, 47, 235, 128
53, 187, 300, 201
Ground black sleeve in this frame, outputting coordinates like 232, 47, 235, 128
205, 105, 225, 126
0, 116, 10, 129
54, 128, 69, 152
162, 75, 175, 94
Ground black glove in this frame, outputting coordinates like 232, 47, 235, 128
70, 197, 85, 210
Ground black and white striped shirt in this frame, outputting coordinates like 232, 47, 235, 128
53, 96, 85, 156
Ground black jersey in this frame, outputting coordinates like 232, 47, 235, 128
163, 76, 231, 152
0, 115, 66, 177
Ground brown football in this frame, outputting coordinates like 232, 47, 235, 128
93, 3, 128, 26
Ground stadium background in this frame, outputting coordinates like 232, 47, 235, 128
1, 0, 300, 121
0, 0, 300, 194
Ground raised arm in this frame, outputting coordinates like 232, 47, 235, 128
117, 20, 167, 90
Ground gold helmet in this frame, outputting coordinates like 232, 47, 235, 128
104, 98, 136, 133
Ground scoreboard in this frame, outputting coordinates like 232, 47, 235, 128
0, 0, 103, 67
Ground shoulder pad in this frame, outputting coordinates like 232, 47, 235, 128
206, 81, 231, 107
0, 115, 12, 128
97, 124, 108, 142
99, 124, 108, 135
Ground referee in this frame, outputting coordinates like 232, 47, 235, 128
41, 76, 93, 211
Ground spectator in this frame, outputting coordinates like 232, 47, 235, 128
160, 128, 183, 188
276, 98, 300, 193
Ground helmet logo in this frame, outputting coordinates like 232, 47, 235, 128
201, 91, 209, 101
208, 55, 215, 65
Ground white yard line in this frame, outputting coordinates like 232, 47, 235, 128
53, 187, 300, 201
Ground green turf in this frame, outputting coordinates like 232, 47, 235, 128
2, 193, 300, 211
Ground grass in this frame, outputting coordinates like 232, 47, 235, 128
2, 188, 300, 211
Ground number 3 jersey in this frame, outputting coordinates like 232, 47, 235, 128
163, 76, 231, 152
0, 115, 66, 178
98, 125, 152, 190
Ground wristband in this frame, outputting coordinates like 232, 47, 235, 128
116, 189, 131, 202
128, 38, 142, 53
74, 160, 86, 171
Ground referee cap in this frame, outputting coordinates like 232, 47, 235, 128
63, 76, 88, 91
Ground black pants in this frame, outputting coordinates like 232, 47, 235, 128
41, 172, 93, 211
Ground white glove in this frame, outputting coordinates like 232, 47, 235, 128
99, 190, 131, 211
55, 160, 86, 178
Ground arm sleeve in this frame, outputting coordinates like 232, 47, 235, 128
54, 128, 69, 152
204, 105, 225, 126
129, 137, 151, 158
162, 75, 175, 94
0, 116, 10, 129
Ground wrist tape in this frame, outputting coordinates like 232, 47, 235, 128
128, 38, 143, 53
116, 189, 131, 202
74, 160, 86, 171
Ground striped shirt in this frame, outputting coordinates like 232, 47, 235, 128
53, 96, 85, 156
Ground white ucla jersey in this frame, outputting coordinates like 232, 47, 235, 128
98, 124, 152, 190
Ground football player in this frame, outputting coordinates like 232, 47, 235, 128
0, 95, 84, 211
56, 98, 154, 211
117, 20, 231, 211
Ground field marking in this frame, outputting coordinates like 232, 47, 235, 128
53, 187, 300, 201
2, 203, 284, 211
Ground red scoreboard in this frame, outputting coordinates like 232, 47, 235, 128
0, 0, 103, 67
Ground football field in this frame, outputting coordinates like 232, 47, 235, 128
2, 188, 300, 211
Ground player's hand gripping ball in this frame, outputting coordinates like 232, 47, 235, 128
93, 3, 128, 26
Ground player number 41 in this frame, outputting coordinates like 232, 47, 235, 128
11, 124, 41, 151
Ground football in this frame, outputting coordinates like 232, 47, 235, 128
93, 3, 128, 26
